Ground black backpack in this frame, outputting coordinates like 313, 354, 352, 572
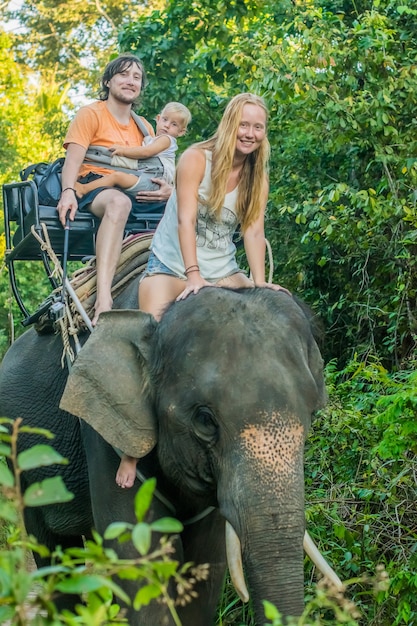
20, 157, 65, 206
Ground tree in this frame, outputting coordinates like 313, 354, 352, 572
3, 0, 417, 365
119, 0, 417, 366
0, 28, 72, 356
250, 0, 417, 366
119, 0, 295, 139
4, 0, 166, 97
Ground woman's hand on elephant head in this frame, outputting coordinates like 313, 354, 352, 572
255, 281, 292, 296
176, 275, 215, 301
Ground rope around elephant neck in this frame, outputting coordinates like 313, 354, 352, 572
30, 224, 83, 368
113, 446, 215, 525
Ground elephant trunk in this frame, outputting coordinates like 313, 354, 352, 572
220, 416, 308, 622
226, 523, 344, 608
245, 512, 305, 621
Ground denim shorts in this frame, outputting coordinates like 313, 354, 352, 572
142, 251, 183, 280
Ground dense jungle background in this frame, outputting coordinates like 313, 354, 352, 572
0, 0, 416, 624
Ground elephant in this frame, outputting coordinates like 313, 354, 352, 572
0, 281, 328, 625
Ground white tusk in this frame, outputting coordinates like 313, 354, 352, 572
303, 530, 344, 589
225, 521, 250, 603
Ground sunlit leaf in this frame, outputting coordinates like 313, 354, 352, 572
104, 522, 133, 540
133, 583, 161, 609
134, 477, 156, 522
23, 476, 74, 506
132, 522, 151, 556
18, 445, 68, 470
0, 463, 14, 487
150, 517, 183, 534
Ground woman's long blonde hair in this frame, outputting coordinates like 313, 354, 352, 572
196, 93, 270, 233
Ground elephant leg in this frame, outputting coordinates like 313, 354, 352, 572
81, 423, 184, 626
23, 505, 86, 612
177, 509, 227, 626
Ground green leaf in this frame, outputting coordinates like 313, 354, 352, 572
23, 476, 74, 506
134, 477, 156, 522
132, 522, 151, 556
0, 607, 14, 622
263, 599, 281, 620
18, 444, 68, 470
32, 564, 71, 579
56, 574, 110, 594
0, 499, 18, 523
150, 517, 183, 534
104, 521, 133, 540
133, 583, 162, 609
0, 463, 14, 487
0, 444, 11, 456
151, 561, 178, 578
19, 426, 55, 439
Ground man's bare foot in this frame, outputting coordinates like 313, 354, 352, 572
116, 455, 137, 488
91, 298, 113, 327
74, 181, 86, 199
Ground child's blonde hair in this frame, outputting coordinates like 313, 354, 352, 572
160, 102, 192, 130
196, 93, 270, 233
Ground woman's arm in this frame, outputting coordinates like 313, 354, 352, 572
176, 147, 212, 298
244, 178, 291, 293
110, 135, 171, 159
177, 148, 204, 268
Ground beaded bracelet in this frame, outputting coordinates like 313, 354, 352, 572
184, 264, 199, 275
61, 187, 77, 194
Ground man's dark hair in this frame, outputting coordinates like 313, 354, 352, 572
99, 53, 147, 104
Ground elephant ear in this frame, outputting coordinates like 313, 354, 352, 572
60, 310, 157, 458
308, 336, 328, 413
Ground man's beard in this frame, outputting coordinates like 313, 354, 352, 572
112, 90, 138, 105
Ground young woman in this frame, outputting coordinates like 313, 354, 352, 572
115, 92, 290, 489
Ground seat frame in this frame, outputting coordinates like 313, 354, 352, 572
3, 179, 165, 321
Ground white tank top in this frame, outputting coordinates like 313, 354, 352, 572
151, 150, 240, 281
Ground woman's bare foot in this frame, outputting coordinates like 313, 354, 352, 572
116, 455, 137, 488
74, 181, 86, 198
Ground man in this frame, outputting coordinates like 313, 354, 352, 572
57, 53, 172, 326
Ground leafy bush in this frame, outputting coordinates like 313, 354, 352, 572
216, 357, 417, 626
0, 417, 206, 624
304, 358, 417, 626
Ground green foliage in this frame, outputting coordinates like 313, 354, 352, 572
249, 1, 417, 367
118, 0, 417, 366
118, 0, 294, 143
3, 0, 152, 96
303, 357, 417, 626
0, 28, 73, 358
0, 417, 206, 624
0, 30, 70, 178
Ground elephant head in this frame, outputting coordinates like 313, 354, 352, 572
60, 286, 327, 621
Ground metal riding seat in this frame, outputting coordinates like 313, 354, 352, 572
3, 177, 166, 322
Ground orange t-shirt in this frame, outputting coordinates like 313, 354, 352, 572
63, 100, 155, 177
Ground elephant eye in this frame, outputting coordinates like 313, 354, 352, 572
192, 407, 218, 443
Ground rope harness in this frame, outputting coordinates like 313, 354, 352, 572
30, 224, 152, 366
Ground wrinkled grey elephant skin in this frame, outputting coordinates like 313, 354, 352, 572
0, 284, 326, 625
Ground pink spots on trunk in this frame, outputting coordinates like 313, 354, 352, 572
240, 412, 305, 490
